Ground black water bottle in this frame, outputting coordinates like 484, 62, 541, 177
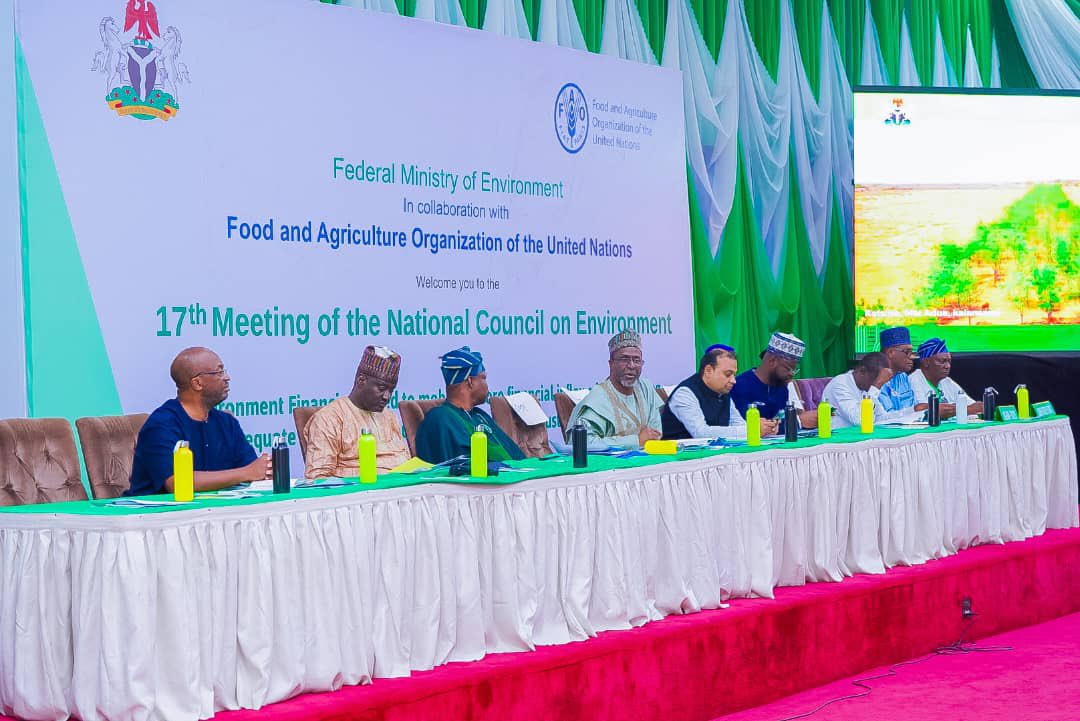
784, 403, 799, 443
927, 392, 941, 427
571, 424, 588, 468
982, 387, 998, 422
272, 436, 290, 494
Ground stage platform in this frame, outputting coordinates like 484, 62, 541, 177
3, 526, 1077, 721
192, 523, 1080, 721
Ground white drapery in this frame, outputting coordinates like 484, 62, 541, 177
1, 419, 1076, 721
1005, 0, 1080, 89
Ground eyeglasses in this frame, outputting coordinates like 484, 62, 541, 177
190, 368, 227, 381
612, 356, 644, 367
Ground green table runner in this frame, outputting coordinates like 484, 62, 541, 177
1, 416, 1066, 517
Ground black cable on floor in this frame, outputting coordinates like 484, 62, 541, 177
774, 616, 1013, 721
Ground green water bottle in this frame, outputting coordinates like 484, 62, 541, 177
358, 428, 376, 484
818, 401, 832, 439
746, 403, 761, 447
1016, 384, 1030, 419
470, 425, 488, 478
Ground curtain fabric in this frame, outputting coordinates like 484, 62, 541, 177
319, 0, 1078, 374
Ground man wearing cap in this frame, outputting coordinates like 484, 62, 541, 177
304, 345, 411, 479
414, 346, 525, 464
729, 332, 818, 429
877, 326, 926, 414
566, 330, 663, 449
908, 338, 983, 420
819, 352, 901, 428
661, 344, 780, 440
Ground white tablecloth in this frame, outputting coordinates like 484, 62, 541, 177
1, 419, 1077, 721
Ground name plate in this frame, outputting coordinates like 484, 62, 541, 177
1032, 401, 1057, 418
996, 405, 1019, 422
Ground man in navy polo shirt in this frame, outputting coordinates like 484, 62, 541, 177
127, 347, 270, 496
729, 331, 818, 429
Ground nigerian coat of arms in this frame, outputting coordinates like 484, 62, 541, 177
91, 0, 189, 121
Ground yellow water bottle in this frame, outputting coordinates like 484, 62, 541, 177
818, 401, 832, 439
746, 403, 761, 447
173, 440, 193, 502
471, 425, 488, 477
358, 428, 377, 484
860, 395, 874, 434
1016, 384, 1030, 419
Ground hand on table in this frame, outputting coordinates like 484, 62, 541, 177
638, 427, 662, 446
760, 418, 781, 436
244, 453, 273, 481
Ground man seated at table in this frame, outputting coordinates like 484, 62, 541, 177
414, 346, 525, 464
820, 352, 902, 428
304, 345, 411, 478
128, 347, 270, 496
908, 338, 983, 420
877, 326, 927, 414
661, 344, 779, 440
566, 330, 663, 449
729, 332, 817, 429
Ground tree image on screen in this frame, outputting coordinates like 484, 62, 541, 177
913, 185, 1080, 325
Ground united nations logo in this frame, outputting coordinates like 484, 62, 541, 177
554, 83, 588, 154
91, 1, 190, 122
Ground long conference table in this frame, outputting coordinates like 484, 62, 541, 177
0, 417, 1077, 721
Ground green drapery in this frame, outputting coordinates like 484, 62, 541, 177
316, 0, 1075, 378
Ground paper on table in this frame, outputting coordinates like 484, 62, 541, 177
506, 392, 548, 426
879, 412, 928, 427
248, 479, 299, 491
107, 498, 193, 508
388, 457, 434, 474
561, 387, 590, 404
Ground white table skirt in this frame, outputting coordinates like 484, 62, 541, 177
1, 419, 1076, 721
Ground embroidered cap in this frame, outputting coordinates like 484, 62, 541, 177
762, 332, 805, 362
879, 326, 911, 350
358, 345, 401, 383
440, 346, 485, 385
917, 337, 949, 359
608, 330, 642, 355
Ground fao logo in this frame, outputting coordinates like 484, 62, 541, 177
554, 83, 588, 154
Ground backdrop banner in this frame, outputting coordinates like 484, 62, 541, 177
16, 0, 691, 471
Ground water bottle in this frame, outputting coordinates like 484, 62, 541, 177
272, 435, 290, 493
860, 394, 874, 434
817, 401, 832, 439
784, 402, 798, 443
470, 425, 488, 478
571, 423, 588, 468
927, 392, 941, 427
358, 429, 376, 484
955, 391, 969, 425
172, 440, 193, 501
746, 403, 762, 447
982, 387, 998, 422
1015, 384, 1030, 418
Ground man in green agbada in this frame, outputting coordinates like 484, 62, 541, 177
414, 346, 525, 464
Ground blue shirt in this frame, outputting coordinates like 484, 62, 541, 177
878, 372, 917, 412
730, 369, 789, 420
127, 398, 257, 496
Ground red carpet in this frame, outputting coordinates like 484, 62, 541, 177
713, 611, 1080, 721
4, 526, 1080, 721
